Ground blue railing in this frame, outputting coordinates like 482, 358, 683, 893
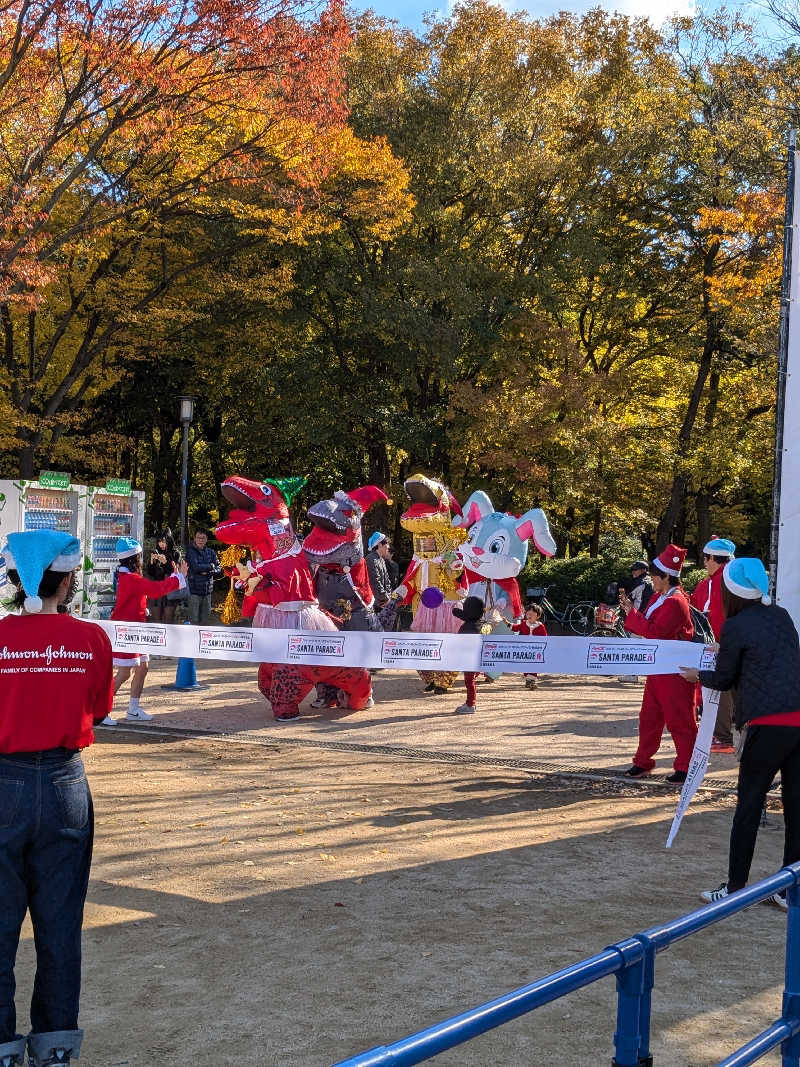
333, 864, 800, 1067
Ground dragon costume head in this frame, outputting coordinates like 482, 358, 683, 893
215, 475, 306, 559
400, 474, 467, 560
303, 485, 390, 569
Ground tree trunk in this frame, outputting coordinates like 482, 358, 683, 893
696, 488, 712, 556
589, 504, 601, 558
656, 244, 720, 551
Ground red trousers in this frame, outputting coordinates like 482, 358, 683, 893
634, 674, 697, 772
257, 663, 372, 718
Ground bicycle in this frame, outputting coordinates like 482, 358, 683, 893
525, 585, 595, 636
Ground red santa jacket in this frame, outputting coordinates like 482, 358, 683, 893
624, 587, 693, 642
512, 620, 547, 637
690, 568, 725, 640
111, 569, 181, 624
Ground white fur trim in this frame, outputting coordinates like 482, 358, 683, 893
49, 551, 81, 572
173, 572, 187, 590
722, 567, 764, 601
117, 546, 141, 560
653, 558, 681, 578
24, 595, 43, 613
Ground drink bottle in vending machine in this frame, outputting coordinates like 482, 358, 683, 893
83, 485, 146, 618
0, 478, 89, 615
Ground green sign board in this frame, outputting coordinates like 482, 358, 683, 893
105, 478, 131, 496
38, 471, 71, 490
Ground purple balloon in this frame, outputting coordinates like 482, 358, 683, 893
421, 586, 445, 609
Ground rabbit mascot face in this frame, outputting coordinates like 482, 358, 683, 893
453, 491, 556, 624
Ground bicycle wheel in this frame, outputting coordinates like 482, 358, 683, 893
568, 602, 594, 636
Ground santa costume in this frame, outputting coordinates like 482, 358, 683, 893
623, 544, 696, 780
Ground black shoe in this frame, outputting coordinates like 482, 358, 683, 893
432, 685, 449, 695
423, 682, 436, 693
625, 764, 650, 778
666, 771, 687, 785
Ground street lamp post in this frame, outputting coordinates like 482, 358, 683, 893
177, 396, 195, 555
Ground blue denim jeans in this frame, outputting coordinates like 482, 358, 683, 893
0, 750, 93, 1047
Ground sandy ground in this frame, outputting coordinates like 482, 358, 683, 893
11, 662, 789, 1066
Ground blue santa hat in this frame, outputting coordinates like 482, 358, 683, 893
367, 531, 388, 551
116, 536, 142, 561
722, 558, 770, 605
3, 530, 82, 613
704, 537, 736, 558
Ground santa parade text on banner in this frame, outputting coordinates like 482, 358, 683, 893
91, 620, 715, 676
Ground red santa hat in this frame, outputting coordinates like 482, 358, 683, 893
653, 543, 687, 578
344, 486, 391, 514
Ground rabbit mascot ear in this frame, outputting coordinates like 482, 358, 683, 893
453, 490, 494, 529
515, 508, 557, 558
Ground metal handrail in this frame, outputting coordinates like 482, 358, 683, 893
333, 864, 800, 1067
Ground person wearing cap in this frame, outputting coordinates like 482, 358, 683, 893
679, 558, 800, 910
106, 537, 188, 724
627, 561, 654, 613
619, 543, 696, 784
365, 532, 393, 610
0, 531, 114, 1067
690, 536, 737, 752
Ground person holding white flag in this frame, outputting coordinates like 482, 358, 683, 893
679, 558, 800, 911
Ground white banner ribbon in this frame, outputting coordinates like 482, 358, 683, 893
665, 686, 720, 848
92, 620, 715, 676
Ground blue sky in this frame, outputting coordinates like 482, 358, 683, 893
348, 0, 772, 36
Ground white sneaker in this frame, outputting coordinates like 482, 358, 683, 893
99, 715, 116, 726
309, 697, 328, 709
454, 703, 476, 715
125, 706, 153, 721
700, 883, 729, 903
763, 892, 789, 912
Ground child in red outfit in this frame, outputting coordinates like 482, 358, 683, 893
512, 603, 547, 688
105, 537, 188, 724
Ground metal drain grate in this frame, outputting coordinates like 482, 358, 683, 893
102, 721, 758, 799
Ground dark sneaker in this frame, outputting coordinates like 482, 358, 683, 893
422, 683, 436, 693
432, 685, 449, 695
666, 770, 687, 785
624, 765, 650, 778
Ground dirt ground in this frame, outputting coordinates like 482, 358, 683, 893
12, 663, 791, 1066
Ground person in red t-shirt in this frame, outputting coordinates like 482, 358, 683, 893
619, 544, 696, 784
103, 537, 187, 725
512, 603, 547, 689
0, 530, 114, 1067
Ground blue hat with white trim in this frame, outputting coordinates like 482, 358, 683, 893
722, 558, 770, 605
3, 530, 82, 613
704, 537, 736, 557
367, 531, 387, 551
116, 536, 142, 560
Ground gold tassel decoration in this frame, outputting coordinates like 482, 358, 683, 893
221, 586, 241, 625
219, 545, 246, 625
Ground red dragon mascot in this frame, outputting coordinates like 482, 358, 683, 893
214, 476, 372, 721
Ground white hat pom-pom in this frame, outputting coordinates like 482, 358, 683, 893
762, 594, 771, 605
24, 595, 43, 613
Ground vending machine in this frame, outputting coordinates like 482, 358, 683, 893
82, 479, 145, 618
0, 473, 89, 614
